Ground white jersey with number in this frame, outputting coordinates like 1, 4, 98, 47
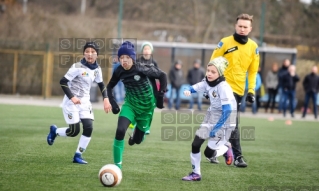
61, 62, 103, 124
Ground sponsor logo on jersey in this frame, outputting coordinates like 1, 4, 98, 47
94, 70, 98, 77
134, 75, 141, 81
256, 48, 259, 55
224, 46, 238, 55
217, 41, 223, 48
82, 72, 89, 77
68, 113, 72, 119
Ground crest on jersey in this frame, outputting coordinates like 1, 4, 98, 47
217, 41, 223, 48
134, 75, 141, 81
212, 90, 217, 97
68, 113, 73, 119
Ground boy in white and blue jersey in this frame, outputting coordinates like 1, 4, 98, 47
46, 42, 112, 164
182, 56, 237, 181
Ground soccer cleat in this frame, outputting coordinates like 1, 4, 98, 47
206, 156, 219, 164
47, 125, 57, 146
234, 156, 247, 168
223, 142, 234, 166
182, 172, 201, 181
145, 130, 150, 135
73, 153, 88, 164
128, 133, 135, 146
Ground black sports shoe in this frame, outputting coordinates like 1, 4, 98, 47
234, 156, 247, 168
206, 156, 219, 164
128, 133, 135, 146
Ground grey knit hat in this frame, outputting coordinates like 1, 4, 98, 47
207, 56, 229, 76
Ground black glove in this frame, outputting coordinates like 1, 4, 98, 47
203, 91, 209, 99
156, 92, 165, 109
110, 98, 120, 114
246, 92, 255, 103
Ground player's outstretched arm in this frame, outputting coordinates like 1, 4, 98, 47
97, 82, 112, 113
106, 72, 120, 114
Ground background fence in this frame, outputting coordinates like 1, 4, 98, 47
0, 40, 305, 105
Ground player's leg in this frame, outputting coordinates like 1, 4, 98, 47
113, 116, 131, 169
114, 104, 135, 169
72, 104, 94, 164
47, 108, 81, 145
182, 135, 204, 181
71, 118, 93, 164
207, 128, 235, 165
182, 122, 211, 181
229, 93, 247, 167
129, 127, 145, 145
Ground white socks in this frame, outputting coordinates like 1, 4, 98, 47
76, 135, 91, 154
55, 127, 91, 155
56, 127, 68, 137
191, 152, 201, 175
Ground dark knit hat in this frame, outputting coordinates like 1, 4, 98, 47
83, 42, 99, 55
118, 41, 136, 61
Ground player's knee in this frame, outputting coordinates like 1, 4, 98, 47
115, 125, 127, 140
115, 117, 131, 140
204, 146, 216, 159
81, 119, 93, 137
67, 122, 80, 137
191, 136, 204, 153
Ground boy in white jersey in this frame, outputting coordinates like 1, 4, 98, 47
46, 42, 111, 164
182, 56, 237, 181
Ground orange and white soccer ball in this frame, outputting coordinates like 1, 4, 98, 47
98, 164, 122, 187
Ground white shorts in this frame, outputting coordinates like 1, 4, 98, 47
195, 110, 236, 140
195, 123, 235, 140
61, 96, 94, 124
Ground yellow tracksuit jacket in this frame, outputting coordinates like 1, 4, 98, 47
210, 35, 260, 96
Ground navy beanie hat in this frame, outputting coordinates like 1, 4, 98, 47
118, 41, 136, 61
83, 41, 99, 55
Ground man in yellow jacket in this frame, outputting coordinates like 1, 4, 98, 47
208, 13, 259, 168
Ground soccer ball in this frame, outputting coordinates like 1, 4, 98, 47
98, 164, 122, 187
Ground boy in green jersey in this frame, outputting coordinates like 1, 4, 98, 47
105, 41, 167, 169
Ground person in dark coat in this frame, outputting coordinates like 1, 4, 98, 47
187, 59, 205, 110
168, 60, 184, 110
281, 65, 299, 118
302, 66, 319, 119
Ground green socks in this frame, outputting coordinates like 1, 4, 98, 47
113, 139, 124, 169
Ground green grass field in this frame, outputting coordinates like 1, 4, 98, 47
0, 104, 319, 191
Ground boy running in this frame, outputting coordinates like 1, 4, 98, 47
182, 57, 237, 181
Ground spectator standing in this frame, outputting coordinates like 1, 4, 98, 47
302, 65, 319, 119
187, 59, 205, 111
265, 62, 279, 113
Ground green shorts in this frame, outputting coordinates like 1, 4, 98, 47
119, 102, 155, 132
